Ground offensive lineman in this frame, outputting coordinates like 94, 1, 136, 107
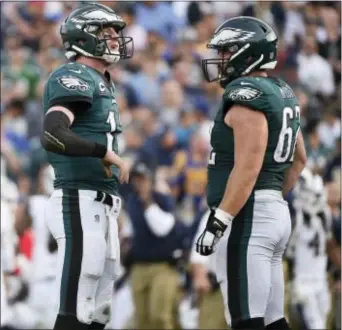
195, 17, 307, 329
40, 3, 133, 330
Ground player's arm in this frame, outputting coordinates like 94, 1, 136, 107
218, 105, 268, 216
41, 106, 126, 172
196, 106, 267, 256
282, 130, 307, 196
326, 236, 341, 269
191, 211, 212, 294
325, 209, 341, 269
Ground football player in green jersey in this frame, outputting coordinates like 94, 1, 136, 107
195, 17, 307, 329
40, 3, 133, 330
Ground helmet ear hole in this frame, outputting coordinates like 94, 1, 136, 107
95, 41, 106, 55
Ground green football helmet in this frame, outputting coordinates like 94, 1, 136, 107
60, 3, 133, 64
202, 16, 278, 87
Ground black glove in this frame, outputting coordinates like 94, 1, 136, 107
195, 210, 230, 256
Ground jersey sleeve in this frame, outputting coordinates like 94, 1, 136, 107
44, 67, 95, 110
222, 79, 269, 114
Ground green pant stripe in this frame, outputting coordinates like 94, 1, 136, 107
59, 189, 83, 316
60, 189, 72, 313
227, 193, 254, 326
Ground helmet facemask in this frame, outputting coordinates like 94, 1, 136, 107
92, 22, 133, 64
202, 40, 266, 87
74, 21, 133, 64
202, 44, 241, 86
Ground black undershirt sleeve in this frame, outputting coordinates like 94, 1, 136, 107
41, 106, 107, 158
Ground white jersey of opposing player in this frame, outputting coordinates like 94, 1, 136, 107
289, 168, 332, 281
29, 194, 58, 281
1, 200, 17, 273
291, 207, 331, 281
1, 201, 17, 327
1, 266, 12, 327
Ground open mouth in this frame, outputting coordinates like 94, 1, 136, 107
109, 43, 119, 52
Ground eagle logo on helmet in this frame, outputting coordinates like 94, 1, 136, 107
209, 28, 256, 46
57, 76, 90, 91
228, 87, 262, 101
71, 9, 124, 25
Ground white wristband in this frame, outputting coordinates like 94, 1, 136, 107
215, 208, 234, 226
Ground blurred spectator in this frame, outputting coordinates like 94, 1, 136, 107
304, 120, 330, 175
192, 97, 212, 143
282, 2, 306, 48
297, 36, 335, 98
171, 134, 209, 219
2, 2, 57, 52
127, 51, 164, 111
159, 80, 185, 127
323, 137, 341, 187
191, 4, 217, 56
172, 59, 203, 106
242, 1, 286, 35
135, 2, 184, 43
1, 45, 38, 103
1, 99, 30, 173
317, 108, 341, 150
121, 123, 144, 167
317, 5, 341, 84
125, 162, 188, 329
293, 86, 322, 127
120, 5, 147, 52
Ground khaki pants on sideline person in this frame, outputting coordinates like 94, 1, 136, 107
199, 289, 228, 329
130, 263, 181, 329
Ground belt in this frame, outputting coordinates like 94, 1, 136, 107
53, 189, 121, 208
94, 191, 117, 207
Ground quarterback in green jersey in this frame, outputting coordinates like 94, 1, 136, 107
40, 4, 133, 330
195, 17, 307, 330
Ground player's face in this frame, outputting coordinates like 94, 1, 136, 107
100, 27, 120, 52
218, 50, 233, 60
215, 50, 233, 79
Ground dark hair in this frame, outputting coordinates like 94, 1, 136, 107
305, 119, 319, 135
5, 99, 25, 112
121, 4, 136, 17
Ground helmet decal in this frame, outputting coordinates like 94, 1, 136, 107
82, 9, 123, 23
209, 28, 255, 46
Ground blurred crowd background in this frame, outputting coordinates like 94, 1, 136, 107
0, 1, 341, 330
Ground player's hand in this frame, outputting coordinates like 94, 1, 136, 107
118, 159, 130, 184
196, 210, 231, 256
193, 273, 211, 295
103, 151, 130, 183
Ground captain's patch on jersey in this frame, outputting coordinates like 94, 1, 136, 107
228, 87, 262, 101
57, 76, 90, 92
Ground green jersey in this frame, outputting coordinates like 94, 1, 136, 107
207, 76, 300, 208
42, 62, 122, 195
